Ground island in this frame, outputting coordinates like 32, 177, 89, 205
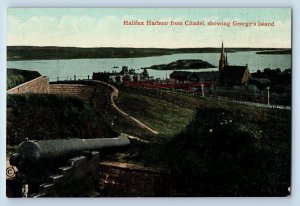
142, 59, 216, 70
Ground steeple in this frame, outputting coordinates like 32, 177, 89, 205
219, 41, 226, 71
221, 41, 224, 53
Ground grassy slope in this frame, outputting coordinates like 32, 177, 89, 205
116, 86, 290, 147
7, 94, 117, 146
7, 68, 41, 89
167, 105, 290, 196
6, 81, 291, 196
117, 92, 196, 137
90, 84, 197, 165
107, 86, 291, 196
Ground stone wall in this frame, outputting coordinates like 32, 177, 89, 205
7, 76, 49, 94
98, 162, 174, 197
49, 84, 96, 102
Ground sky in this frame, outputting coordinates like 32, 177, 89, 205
7, 8, 291, 48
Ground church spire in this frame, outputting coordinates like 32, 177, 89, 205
220, 41, 224, 58
219, 41, 226, 71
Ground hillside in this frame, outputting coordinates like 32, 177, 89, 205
91, 84, 196, 142
167, 106, 290, 196
6, 81, 291, 196
7, 94, 118, 145
105, 86, 291, 196
117, 91, 196, 137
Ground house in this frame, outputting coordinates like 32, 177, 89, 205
170, 71, 219, 83
189, 71, 219, 82
169, 71, 192, 82
219, 65, 251, 86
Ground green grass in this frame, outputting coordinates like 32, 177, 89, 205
117, 92, 196, 137
6, 82, 291, 196
7, 68, 41, 89
167, 106, 291, 196
110, 86, 291, 196
7, 93, 117, 145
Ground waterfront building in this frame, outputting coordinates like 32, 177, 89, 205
92, 66, 141, 83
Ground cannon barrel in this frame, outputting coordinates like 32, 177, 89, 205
8, 135, 130, 197
11, 135, 130, 164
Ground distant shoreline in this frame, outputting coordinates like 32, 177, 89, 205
256, 49, 291, 55
7, 46, 291, 61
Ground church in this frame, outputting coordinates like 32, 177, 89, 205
218, 42, 251, 86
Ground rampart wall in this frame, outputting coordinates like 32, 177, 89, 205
49, 84, 95, 102
7, 77, 96, 102
7, 76, 49, 94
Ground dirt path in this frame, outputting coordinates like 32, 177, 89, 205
90, 80, 158, 135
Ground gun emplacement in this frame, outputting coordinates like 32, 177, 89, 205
7, 135, 130, 197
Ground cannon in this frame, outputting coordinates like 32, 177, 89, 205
7, 135, 130, 197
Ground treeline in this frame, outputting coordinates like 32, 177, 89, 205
251, 68, 291, 89
7, 46, 286, 60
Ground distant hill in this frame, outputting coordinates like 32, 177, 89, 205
256, 49, 291, 55
7, 46, 289, 60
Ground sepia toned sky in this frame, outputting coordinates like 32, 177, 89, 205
7, 8, 291, 48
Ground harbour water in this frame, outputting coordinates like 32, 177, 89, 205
7, 51, 291, 81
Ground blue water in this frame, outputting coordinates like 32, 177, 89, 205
7, 51, 291, 81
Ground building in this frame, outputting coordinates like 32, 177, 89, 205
218, 42, 251, 86
170, 71, 219, 83
219, 65, 251, 86
92, 66, 141, 83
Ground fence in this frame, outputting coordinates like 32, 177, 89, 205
119, 85, 291, 110
49, 75, 91, 82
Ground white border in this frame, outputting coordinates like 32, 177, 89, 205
1, 1, 299, 206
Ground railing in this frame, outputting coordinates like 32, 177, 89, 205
122, 85, 291, 111
212, 95, 291, 110
49, 75, 90, 82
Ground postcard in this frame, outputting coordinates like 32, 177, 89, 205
6, 8, 291, 197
